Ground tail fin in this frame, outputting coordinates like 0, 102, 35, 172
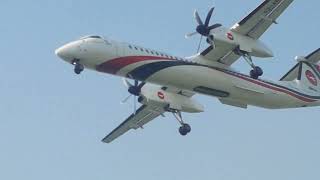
280, 48, 320, 82
299, 62, 320, 89
280, 48, 320, 92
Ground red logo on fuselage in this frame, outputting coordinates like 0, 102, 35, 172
227, 32, 234, 40
157, 91, 165, 99
305, 70, 318, 86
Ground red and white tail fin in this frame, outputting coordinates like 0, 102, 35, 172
280, 48, 320, 84
280, 48, 320, 94
299, 62, 320, 89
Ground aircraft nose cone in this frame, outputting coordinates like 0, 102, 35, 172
55, 46, 67, 59
55, 42, 80, 62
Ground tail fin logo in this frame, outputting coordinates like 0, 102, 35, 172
305, 70, 318, 86
316, 65, 320, 72
157, 91, 165, 99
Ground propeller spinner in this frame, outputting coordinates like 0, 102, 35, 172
121, 78, 146, 114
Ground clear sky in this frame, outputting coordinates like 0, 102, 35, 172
0, 1, 319, 180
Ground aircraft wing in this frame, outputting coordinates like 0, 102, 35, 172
231, 0, 294, 39
102, 104, 165, 143
199, 0, 293, 66
200, 46, 241, 66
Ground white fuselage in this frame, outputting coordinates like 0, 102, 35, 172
56, 36, 320, 109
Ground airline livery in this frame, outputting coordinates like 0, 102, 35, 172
56, 0, 320, 143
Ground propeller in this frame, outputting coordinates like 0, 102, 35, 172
121, 78, 146, 114
186, 7, 222, 52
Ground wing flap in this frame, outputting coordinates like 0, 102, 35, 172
219, 98, 248, 109
102, 104, 165, 143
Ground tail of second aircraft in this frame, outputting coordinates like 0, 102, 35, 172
280, 48, 320, 93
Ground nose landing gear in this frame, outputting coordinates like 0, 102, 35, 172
72, 59, 84, 74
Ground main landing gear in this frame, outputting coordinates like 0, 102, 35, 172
236, 49, 263, 79
72, 59, 84, 75
172, 110, 191, 136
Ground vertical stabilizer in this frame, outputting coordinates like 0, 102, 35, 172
298, 62, 320, 92
280, 48, 320, 82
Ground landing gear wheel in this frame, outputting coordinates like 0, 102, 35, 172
74, 64, 84, 74
250, 70, 258, 79
250, 66, 263, 79
254, 66, 263, 76
179, 123, 191, 136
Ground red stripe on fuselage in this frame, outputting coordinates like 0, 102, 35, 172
223, 71, 316, 103
96, 56, 175, 74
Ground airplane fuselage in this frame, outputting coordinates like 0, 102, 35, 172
56, 36, 320, 109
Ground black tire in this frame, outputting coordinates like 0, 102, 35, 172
74, 64, 84, 74
179, 124, 191, 136
183, 123, 191, 133
250, 70, 258, 79
179, 126, 188, 136
254, 66, 263, 76
74, 68, 82, 74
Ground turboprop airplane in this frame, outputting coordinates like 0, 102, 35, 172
55, 0, 320, 143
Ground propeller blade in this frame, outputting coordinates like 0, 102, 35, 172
121, 94, 132, 104
185, 32, 198, 39
197, 36, 203, 53
137, 82, 146, 89
208, 23, 222, 30
123, 78, 133, 88
205, 7, 215, 27
194, 10, 203, 25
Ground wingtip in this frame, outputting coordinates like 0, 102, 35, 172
101, 138, 111, 144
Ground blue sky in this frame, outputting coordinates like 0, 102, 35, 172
0, 0, 319, 180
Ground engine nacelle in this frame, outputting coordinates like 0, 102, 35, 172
210, 27, 274, 58
139, 85, 204, 113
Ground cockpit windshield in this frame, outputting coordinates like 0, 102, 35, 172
80, 35, 103, 40
79, 35, 112, 45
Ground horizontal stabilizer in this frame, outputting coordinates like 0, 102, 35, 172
305, 48, 320, 64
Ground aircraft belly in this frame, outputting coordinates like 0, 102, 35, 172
95, 58, 313, 109
144, 65, 233, 96
139, 65, 305, 109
